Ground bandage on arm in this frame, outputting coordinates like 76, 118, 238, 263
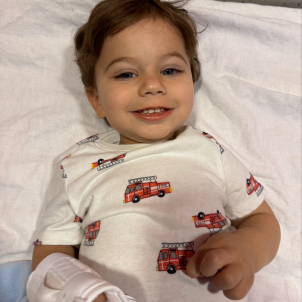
27, 253, 135, 302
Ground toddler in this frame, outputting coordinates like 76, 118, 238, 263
27, 0, 281, 301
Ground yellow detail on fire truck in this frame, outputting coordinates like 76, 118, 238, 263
123, 176, 172, 203
73, 215, 83, 223
156, 242, 195, 274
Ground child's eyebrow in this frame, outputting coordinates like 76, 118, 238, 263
104, 51, 188, 72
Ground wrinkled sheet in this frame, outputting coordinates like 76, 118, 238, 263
0, 0, 301, 301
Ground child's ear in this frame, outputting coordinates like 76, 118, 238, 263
85, 87, 106, 119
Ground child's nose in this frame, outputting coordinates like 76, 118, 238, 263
138, 73, 166, 96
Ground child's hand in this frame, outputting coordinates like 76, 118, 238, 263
186, 231, 255, 300
93, 293, 107, 302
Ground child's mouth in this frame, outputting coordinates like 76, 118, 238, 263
132, 108, 172, 121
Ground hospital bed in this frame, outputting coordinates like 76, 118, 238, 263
0, 0, 300, 301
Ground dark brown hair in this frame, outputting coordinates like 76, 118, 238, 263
74, 0, 201, 88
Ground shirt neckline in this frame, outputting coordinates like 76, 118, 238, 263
95, 125, 189, 152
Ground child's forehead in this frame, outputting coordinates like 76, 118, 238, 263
98, 23, 187, 71
125, 17, 178, 34
103, 19, 185, 54
106, 18, 182, 44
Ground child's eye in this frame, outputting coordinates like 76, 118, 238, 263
161, 69, 180, 76
115, 69, 180, 80
115, 72, 136, 79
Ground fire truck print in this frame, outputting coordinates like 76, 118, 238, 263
247, 173, 264, 196
77, 134, 99, 145
157, 242, 195, 274
84, 221, 101, 246
33, 239, 42, 246
61, 154, 71, 178
192, 210, 228, 235
202, 132, 224, 154
74, 215, 83, 223
124, 176, 172, 203
91, 153, 126, 171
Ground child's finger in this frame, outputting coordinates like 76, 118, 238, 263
186, 247, 210, 278
211, 263, 243, 291
222, 268, 254, 300
199, 248, 235, 277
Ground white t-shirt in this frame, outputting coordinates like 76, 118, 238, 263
35, 125, 265, 302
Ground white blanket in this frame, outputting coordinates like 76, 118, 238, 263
0, 0, 301, 301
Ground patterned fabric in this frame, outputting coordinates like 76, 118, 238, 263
35, 125, 265, 301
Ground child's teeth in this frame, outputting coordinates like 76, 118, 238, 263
139, 108, 167, 114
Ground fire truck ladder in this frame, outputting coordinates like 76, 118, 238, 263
77, 135, 99, 145
97, 158, 124, 171
161, 242, 194, 249
128, 175, 157, 184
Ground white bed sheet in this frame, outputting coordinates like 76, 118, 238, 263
0, 0, 301, 301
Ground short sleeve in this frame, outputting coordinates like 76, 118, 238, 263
33, 158, 85, 246
221, 145, 266, 220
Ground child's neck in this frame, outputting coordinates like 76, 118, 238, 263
119, 132, 176, 145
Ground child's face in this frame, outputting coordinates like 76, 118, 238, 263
86, 18, 195, 144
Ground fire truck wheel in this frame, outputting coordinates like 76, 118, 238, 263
132, 196, 140, 203
98, 159, 104, 165
198, 212, 205, 220
158, 191, 165, 197
167, 265, 176, 274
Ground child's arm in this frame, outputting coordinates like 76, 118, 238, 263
32, 244, 79, 271
186, 200, 281, 300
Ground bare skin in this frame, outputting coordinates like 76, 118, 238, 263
92, 293, 107, 302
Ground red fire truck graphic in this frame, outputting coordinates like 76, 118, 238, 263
77, 134, 99, 145
157, 242, 195, 274
61, 154, 71, 178
247, 173, 264, 196
33, 239, 42, 246
124, 176, 172, 203
202, 132, 224, 154
73, 215, 83, 223
84, 221, 101, 246
91, 153, 126, 171
192, 210, 228, 235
